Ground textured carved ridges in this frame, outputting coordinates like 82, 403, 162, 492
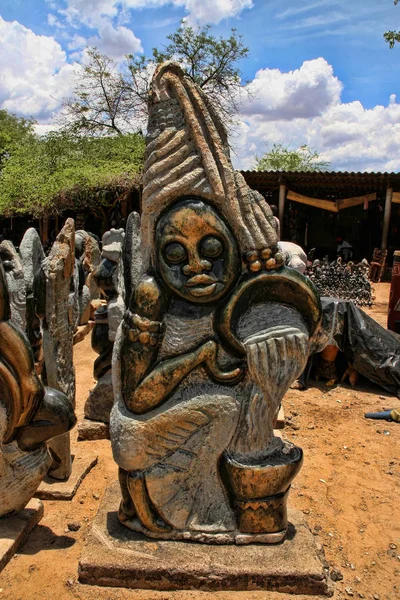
141, 61, 278, 271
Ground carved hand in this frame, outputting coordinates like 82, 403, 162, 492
200, 340, 243, 384
123, 310, 164, 348
245, 327, 309, 414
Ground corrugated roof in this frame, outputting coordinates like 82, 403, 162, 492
240, 170, 400, 198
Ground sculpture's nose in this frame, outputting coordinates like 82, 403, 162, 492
182, 253, 212, 276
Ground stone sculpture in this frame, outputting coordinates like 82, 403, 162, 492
75, 230, 101, 325
19, 228, 46, 371
0, 260, 75, 516
110, 62, 321, 544
0, 240, 26, 332
84, 229, 125, 424
39, 219, 77, 480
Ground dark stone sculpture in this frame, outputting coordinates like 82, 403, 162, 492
84, 229, 125, 424
0, 260, 76, 516
110, 62, 321, 544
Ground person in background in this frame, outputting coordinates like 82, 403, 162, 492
336, 236, 353, 262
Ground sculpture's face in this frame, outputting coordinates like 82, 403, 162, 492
156, 199, 239, 304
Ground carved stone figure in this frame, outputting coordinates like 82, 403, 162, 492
19, 228, 46, 370
0, 260, 75, 516
75, 230, 101, 325
110, 62, 321, 544
39, 219, 77, 480
0, 240, 26, 332
84, 228, 125, 424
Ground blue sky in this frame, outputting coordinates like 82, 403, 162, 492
0, 0, 399, 171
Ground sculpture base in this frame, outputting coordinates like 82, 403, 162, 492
35, 451, 97, 500
0, 499, 43, 572
77, 419, 110, 441
120, 514, 285, 545
78, 482, 333, 595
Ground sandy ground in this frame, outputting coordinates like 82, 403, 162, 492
0, 283, 399, 600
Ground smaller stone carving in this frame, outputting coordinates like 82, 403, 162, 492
19, 228, 46, 370
0, 240, 26, 332
84, 229, 125, 424
39, 219, 77, 480
75, 230, 101, 325
0, 260, 76, 516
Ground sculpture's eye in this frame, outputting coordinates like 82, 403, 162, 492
200, 236, 223, 259
164, 242, 187, 265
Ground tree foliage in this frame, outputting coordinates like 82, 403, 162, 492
255, 143, 330, 172
0, 110, 36, 169
59, 23, 249, 135
153, 24, 249, 121
384, 0, 399, 48
0, 131, 145, 216
59, 49, 139, 135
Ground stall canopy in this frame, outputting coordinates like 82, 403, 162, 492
241, 170, 400, 256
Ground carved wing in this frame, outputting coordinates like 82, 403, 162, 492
145, 408, 210, 462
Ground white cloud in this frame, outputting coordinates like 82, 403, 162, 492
182, 0, 253, 25
0, 17, 74, 122
68, 34, 87, 49
60, 0, 253, 27
60, 0, 119, 28
47, 13, 65, 28
233, 59, 400, 173
88, 22, 143, 59
242, 58, 342, 120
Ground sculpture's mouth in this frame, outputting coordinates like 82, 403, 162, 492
185, 274, 219, 297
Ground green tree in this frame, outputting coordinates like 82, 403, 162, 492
0, 131, 145, 216
384, 0, 399, 48
59, 23, 249, 135
149, 24, 249, 122
255, 143, 330, 172
0, 110, 36, 169
59, 49, 138, 135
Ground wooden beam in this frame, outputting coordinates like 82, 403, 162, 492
337, 193, 377, 210
392, 191, 400, 204
278, 184, 286, 238
286, 190, 338, 212
381, 186, 393, 251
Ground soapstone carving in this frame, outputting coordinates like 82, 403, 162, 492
110, 62, 321, 544
84, 229, 125, 423
75, 230, 101, 325
0, 240, 26, 332
39, 219, 77, 480
0, 260, 76, 516
19, 228, 46, 371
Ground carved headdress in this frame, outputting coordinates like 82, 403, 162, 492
141, 62, 282, 272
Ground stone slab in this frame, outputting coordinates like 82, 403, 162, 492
0, 498, 43, 572
35, 450, 98, 500
78, 420, 110, 441
78, 482, 332, 595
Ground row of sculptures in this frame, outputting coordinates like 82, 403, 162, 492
0, 62, 322, 546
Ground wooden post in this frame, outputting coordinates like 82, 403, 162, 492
278, 184, 286, 238
381, 186, 393, 251
42, 216, 49, 245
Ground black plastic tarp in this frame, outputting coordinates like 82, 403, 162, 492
311, 297, 400, 397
